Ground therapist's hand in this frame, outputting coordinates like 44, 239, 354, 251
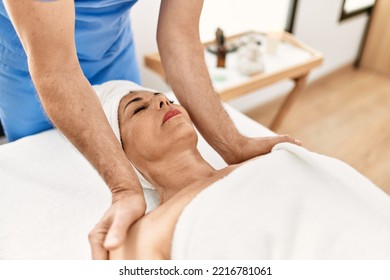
89, 191, 146, 260
225, 134, 302, 164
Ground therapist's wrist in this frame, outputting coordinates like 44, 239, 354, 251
217, 133, 248, 165
110, 186, 147, 216
102, 156, 145, 202
110, 182, 144, 203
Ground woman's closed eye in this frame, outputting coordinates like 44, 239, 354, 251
132, 99, 173, 115
134, 104, 148, 115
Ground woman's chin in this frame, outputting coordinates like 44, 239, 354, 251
166, 120, 195, 134
163, 124, 198, 148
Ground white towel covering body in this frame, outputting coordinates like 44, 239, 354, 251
171, 143, 390, 259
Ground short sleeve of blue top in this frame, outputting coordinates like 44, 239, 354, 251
0, 0, 140, 141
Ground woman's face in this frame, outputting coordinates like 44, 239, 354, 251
118, 91, 197, 171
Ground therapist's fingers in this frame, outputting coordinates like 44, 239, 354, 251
104, 211, 133, 250
104, 194, 146, 250
278, 134, 302, 146
295, 139, 303, 146
89, 217, 111, 260
89, 193, 146, 259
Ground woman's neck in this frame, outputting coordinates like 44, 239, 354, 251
143, 148, 220, 204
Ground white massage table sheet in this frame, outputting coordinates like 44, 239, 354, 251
0, 93, 274, 259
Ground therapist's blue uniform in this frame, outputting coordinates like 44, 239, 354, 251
0, 0, 141, 141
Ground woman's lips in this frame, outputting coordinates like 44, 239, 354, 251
163, 109, 182, 124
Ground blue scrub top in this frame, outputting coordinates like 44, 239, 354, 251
0, 0, 141, 141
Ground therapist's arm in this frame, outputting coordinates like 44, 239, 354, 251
157, 0, 300, 164
3, 0, 146, 259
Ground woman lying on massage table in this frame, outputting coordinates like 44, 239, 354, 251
105, 88, 390, 260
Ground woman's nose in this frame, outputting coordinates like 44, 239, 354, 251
155, 96, 170, 109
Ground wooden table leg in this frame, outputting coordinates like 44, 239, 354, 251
270, 73, 309, 131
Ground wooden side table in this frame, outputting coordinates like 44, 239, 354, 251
144, 31, 323, 130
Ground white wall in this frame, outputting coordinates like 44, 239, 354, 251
199, 0, 290, 41
131, 0, 369, 112
295, 0, 368, 79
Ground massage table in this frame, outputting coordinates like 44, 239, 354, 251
0, 92, 274, 259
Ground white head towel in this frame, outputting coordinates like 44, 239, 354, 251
93, 80, 158, 190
